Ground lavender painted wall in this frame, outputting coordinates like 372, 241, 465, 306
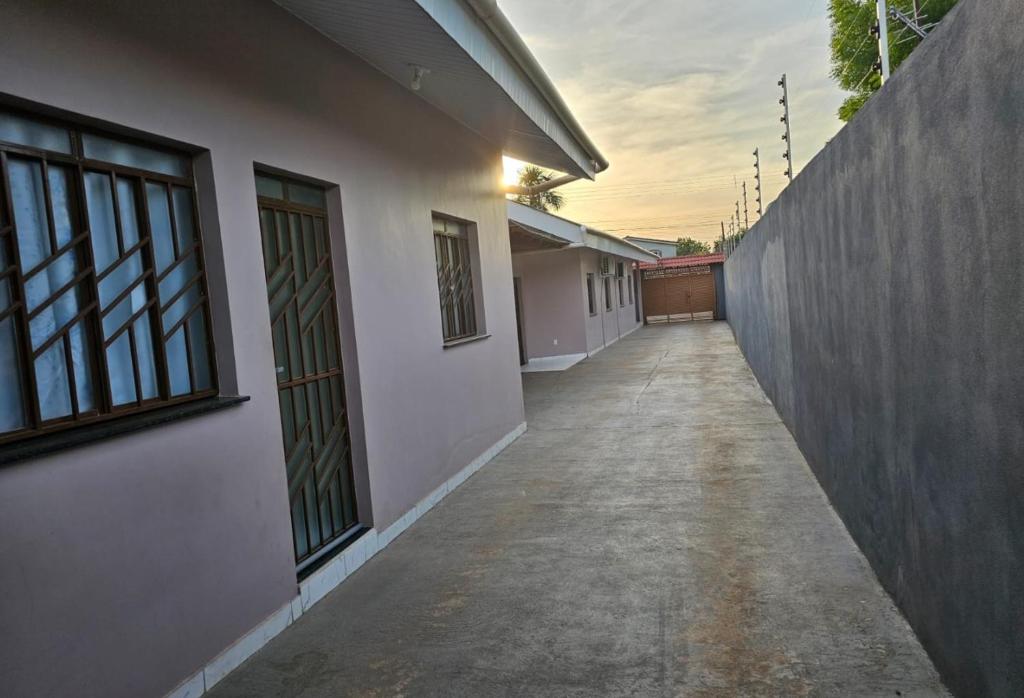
511, 250, 588, 359
580, 249, 642, 354
0, 2, 525, 697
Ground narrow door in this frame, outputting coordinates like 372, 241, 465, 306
255, 173, 359, 572
513, 277, 527, 366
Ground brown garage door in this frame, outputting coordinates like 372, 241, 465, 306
641, 266, 716, 323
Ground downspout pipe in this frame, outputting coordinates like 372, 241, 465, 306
463, 0, 610, 178
505, 173, 581, 196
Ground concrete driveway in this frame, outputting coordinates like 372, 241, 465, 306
208, 322, 946, 697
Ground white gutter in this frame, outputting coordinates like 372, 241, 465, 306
463, 0, 609, 178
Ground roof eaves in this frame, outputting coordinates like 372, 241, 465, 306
461, 0, 608, 176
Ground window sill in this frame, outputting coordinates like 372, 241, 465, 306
443, 333, 491, 349
0, 395, 250, 466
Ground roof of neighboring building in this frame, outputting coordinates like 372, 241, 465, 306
637, 253, 725, 270
273, 0, 606, 179
623, 236, 679, 246
507, 201, 659, 262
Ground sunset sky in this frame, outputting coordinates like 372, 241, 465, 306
500, 0, 847, 244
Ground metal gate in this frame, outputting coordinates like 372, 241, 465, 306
256, 173, 359, 573
641, 265, 716, 324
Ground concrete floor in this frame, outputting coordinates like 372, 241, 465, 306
208, 322, 947, 697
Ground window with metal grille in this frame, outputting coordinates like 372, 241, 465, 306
0, 109, 217, 445
628, 272, 634, 304
618, 277, 625, 307
432, 216, 477, 343
603, 276, 612, 311
586, 273, 596, 316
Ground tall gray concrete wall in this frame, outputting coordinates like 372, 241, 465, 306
724, 1, 1024, 695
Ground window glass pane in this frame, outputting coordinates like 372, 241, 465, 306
97, 251, 144, 308
171, 186, 197, 253
24, 247, 77, 312
133, 314, 159, 400
34, 339, 72, 420
105, 331, 137, 406
81, 133, 187, 178
0, 112, 72, 154
48, 165, 79, 248
145, 182, 175, 273
255, 174, 284, 200
29, 282, 85, 350
84, 172, 120, 273
102, 284, 147, 337
158, 253, 198, 302
115, 178, 141, 248
0, 242, 8, 306
0, 316, 28, 432
292, 497, 309, 559
165, 325, 191, 396
161, 281, 201, 333
254, 173, 284, 201
187, 311, 212, 391
8, 157, 51, 270
288, 181, 325, 209
69, 319, 96, 412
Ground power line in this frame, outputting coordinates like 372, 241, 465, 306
560, 173, 739, 193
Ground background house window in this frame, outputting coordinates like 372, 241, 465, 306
603, 276, 612, 311
0, 109, 217, 445
617, 277, 625, 307
433, 216, 477, 343
586, 273, 596, 316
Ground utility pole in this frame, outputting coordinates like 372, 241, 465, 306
735, 200, 741, 232
779, 74, 794, 182
753, 148, 764, 217
742, 182, 750, 229
875, 0, 892, 83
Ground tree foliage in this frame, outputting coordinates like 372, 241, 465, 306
675, 237, 711, 256
713, 230, 747, 253
512, 165, 566, 212
830, 0, 959, 121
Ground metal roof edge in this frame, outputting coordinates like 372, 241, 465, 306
461, 0, 609, 177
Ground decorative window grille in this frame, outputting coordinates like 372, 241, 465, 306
0, 109, 217, 445
432, 216, 477, 342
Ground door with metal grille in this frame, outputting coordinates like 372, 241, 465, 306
255, 173, 358, 572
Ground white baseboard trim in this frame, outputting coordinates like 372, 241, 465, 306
520, 353, 587, 373
166, 421, 528, 698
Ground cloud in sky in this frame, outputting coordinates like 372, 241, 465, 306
500, 0, 847, 242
